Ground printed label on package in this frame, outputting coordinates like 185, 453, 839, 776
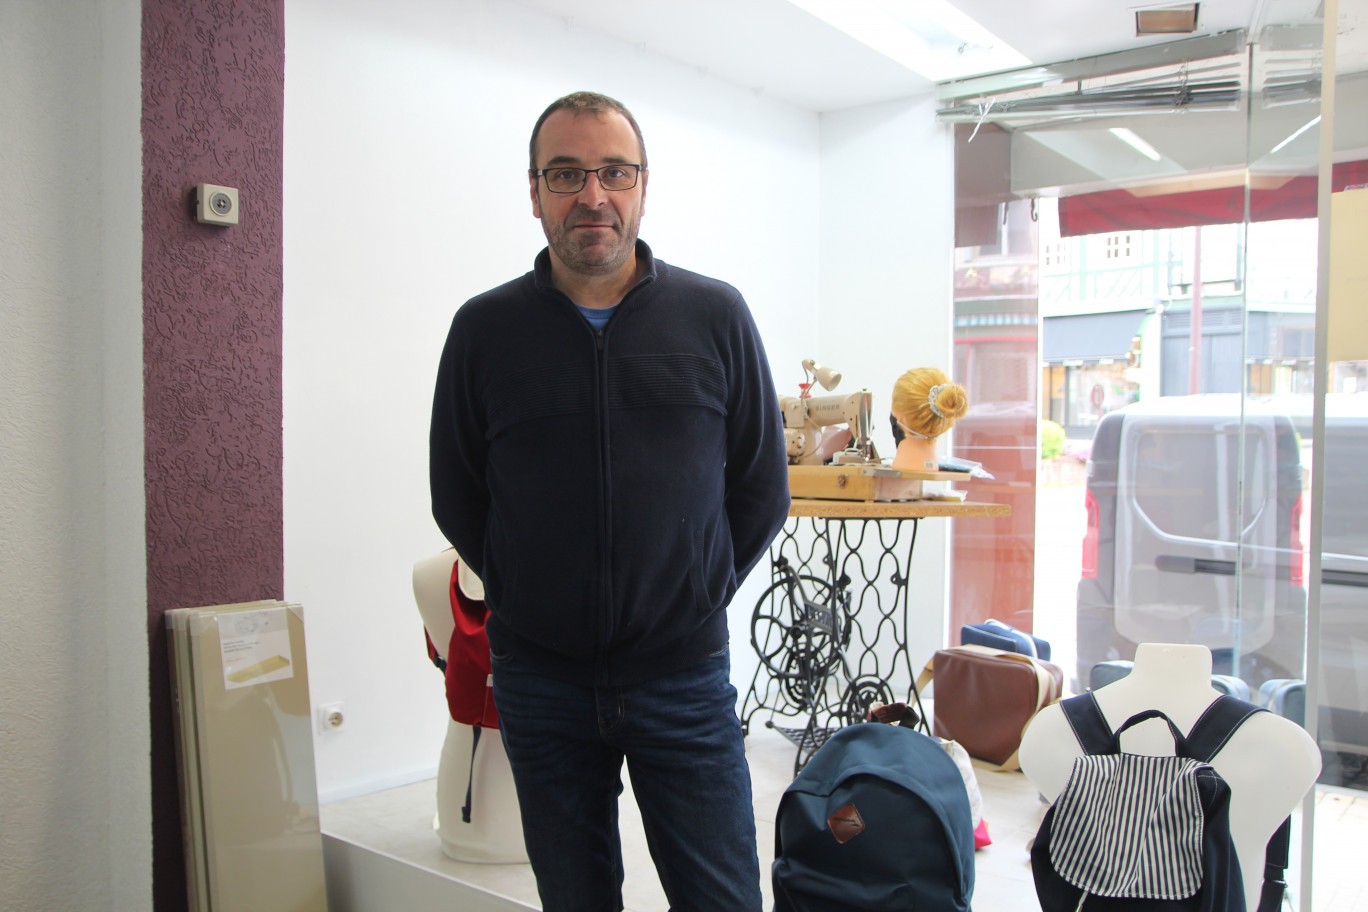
219, 607, 294, 690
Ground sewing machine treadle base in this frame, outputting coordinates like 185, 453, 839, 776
741, 499, 1010, 773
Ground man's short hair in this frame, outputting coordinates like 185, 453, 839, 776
528, 91, 648, 172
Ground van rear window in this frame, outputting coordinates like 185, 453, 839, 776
1128, 429, 1270, 540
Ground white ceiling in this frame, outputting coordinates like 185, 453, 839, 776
509, 0, 1363, 112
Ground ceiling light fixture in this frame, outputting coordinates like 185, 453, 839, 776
1268, 115, 1322, 155
1136, 4, 1200, 35
1109, 127, 1163, 161
785, 0, 1029, 81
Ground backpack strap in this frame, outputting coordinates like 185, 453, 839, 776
461, 726, 482, 824
1255, 820, 1292, 912
1059, 692, 1115, 755
1107, 708, 1190, 754
1182, 694, 1263, 761
1182, 695, 1291, 912
867, 701, 921, 727
1061, 696, 1191, 757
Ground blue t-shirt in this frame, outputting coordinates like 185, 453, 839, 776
576, 303, 617, 330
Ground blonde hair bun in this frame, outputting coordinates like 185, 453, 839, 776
891, 368, 967, 440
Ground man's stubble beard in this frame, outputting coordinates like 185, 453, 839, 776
542, 205, 641, 278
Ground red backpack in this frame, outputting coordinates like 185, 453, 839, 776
428, 558, 498, 728
423, 558, 498, 822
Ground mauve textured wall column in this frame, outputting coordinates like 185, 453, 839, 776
142, 1, 285, 908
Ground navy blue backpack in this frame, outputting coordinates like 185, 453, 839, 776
772, 721, 975, 911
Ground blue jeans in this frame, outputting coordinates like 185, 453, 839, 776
491, 648, 762, 912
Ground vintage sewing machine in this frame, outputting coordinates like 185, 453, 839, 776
779, 360, 879, 466
780, 360, 961, 501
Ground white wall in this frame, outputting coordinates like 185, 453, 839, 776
0, 1, 149, 909
818, 97, 956, 659
0, 8, 959, 893
284, 0, 823, 800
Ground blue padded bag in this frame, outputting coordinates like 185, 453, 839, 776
1210, 674, 1251, 701
1089, 660, 1135, 691
961, 618, 1051, 661
1258, 679, 1306, 726
1089, 662, 1252, 702
773, 722, 974, 912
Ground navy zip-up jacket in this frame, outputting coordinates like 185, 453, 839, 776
430, 241, 790, 686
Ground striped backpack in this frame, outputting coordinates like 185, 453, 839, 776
1032, 693, 1290, 912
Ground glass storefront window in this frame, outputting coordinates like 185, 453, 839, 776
945, 11, 1366, 906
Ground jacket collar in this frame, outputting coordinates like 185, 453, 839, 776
532, 239, 658, 296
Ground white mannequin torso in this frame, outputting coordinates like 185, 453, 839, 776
412, 549, 459, 654
410, 548, 527, 864
1019, 643, 1320, 911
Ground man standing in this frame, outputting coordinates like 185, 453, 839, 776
429, 92, 790, 911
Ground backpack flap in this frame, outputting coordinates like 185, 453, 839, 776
1051, 709, 1209, 899
1048, 752, 1209, 900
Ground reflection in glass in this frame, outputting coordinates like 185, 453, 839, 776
947, 12, 1368, 906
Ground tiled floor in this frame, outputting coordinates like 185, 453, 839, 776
1312, 787, 1368, 910
321, 724, 1366, 911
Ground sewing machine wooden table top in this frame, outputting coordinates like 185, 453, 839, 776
788, 498, 1010, 518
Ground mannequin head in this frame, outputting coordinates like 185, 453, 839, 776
890, 368, 968, 442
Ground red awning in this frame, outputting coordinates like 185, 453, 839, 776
1057, 159, 1368, 236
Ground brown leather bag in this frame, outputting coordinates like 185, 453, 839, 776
916, 645, 1064, 768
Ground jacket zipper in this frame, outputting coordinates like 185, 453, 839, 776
570, 275, 649, 686
593, 324, 613, 685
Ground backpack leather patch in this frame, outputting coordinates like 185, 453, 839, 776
826, 802, 865, 843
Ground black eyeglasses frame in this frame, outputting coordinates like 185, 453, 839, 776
533, 164, 642, 194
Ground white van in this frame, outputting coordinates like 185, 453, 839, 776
1076, 394, 1367, 788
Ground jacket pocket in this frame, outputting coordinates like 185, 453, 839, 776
690, 527, 709, 613
689, 524, 737, 614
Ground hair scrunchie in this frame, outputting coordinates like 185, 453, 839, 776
927, 384, 947, 419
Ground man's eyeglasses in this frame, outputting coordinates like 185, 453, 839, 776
535, 164, 641, 194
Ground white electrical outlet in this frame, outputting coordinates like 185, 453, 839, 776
195, 183, 240, 226
317, 702, 346, 733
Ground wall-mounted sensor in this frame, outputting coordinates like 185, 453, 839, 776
195, 183, 240, 226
